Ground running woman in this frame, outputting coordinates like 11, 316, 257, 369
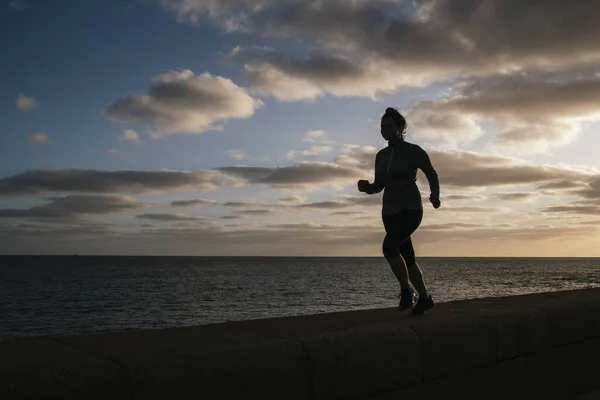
358, 107, 441, 315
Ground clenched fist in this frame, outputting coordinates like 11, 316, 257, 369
430, 196, 441, 209
357, 180, 370, 193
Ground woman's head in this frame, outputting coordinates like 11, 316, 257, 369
380, 107, 407, 142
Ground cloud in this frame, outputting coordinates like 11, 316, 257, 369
537, 180, 587, 191
155, 0, 288, 25
0, 224, 115, 246
333, 145, 595, 191
219, 215, 245, 220
443, 194, 486, 202
420, 223, 485, 230
0, 195, 146, 219
16, 95, 38, 111
427, 149, 594, 189
135, 213, 211, 222
222, 200, 267, 207
170, 198, 217, 207
29, 133, 50, 143
105, 149, 122, 157
407, 103, 483, 145
554, 177, 600, 216
496, 192, 536, 201
0, 169, 232, 196
542, 205, 600, 216
230, 47, 422, 102
234, 209, 276, 215
297, 201, 349, 210
277, 195, 305, 205
207, 194, 382, 214
224, 150, 247, 160
437, 206, 505, 213
410, 70, 600, 151
105, 70, 263, 136
265, 223, 337, 230
334, 144, 378, 171
217, 162, 363, 189
274, 194, 383, 212
574, 175, 600, 200
242, 61, 325, 102
303, 129, 326, 143
330, 211, 364, 216
302, 145, 333, 156
118, 129, 141, 145
577, 220, 600, 227
340, 194, 385, 208
165, 0, 600, 102
4, 146, 594, 219
287, 145, 334, 159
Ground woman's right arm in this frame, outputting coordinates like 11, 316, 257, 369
366, 151, 384, 194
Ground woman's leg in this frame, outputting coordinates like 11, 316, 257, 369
408, 263, 430, 299
382, 211, 422, 290
400, 237, 430, 299
385, 255, 410, 288
396, 218, 431, 299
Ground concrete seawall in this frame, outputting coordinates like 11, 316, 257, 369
2, 288, 600, 400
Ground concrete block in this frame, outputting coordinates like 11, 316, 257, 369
0, 338, 129, 400
586, 299, 600, 337
366, 358, 527, 400
524, 345, 575, 400
566, 338, 600, 395
575, 390, 600, 400
479, 288, 600, 304
406, 312, 496, 380
224, 311, 421, 400
217, 305, 400, 332
443, 302, 551, 360
54, 326, 309, 400
480, 289, 600, 346
427, 358, 526, 400
5, 288, 597, 400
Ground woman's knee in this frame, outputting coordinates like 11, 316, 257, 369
403, 255, 416, 266
382, 240, 399, 259
382, 245, 398, 259
406, 260, 422, 273
399, 244, 416, 266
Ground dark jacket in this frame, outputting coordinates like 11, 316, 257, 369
367, 140, 440, 215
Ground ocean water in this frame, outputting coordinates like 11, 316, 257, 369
1, 256, 599, 342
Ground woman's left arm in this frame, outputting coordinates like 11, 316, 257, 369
417, 146, 440, 200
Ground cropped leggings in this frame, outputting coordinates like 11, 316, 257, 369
381, 209, 423, 265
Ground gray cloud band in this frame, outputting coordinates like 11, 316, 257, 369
0, 150, 596, 196
0, 169, 226, 196
0, 195, 146, 219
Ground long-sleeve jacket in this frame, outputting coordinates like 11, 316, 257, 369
366, 140, 440, 215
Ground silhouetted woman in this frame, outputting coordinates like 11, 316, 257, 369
358, 107, 440, 315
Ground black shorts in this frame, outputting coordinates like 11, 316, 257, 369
381, 209, 423, 262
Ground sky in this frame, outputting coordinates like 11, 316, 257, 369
2, 0, 600, 256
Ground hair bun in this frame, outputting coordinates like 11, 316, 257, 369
385, 107, 395, 114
